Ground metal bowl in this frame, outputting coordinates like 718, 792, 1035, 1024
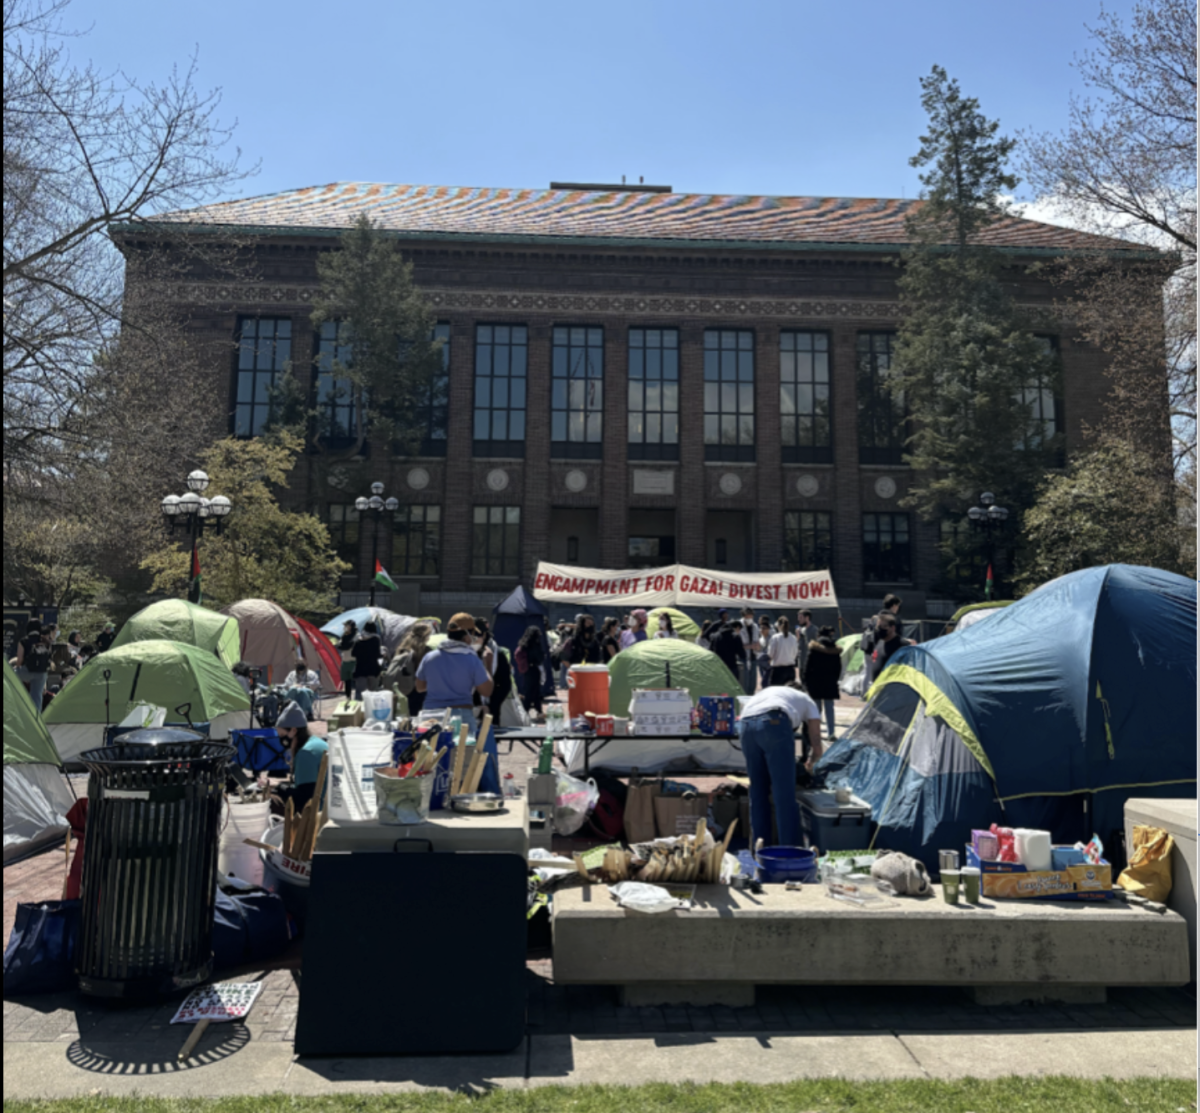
450, 792, 506, 813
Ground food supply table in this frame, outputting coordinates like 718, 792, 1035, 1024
495, 726, 754, 776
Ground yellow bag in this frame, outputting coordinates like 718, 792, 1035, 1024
1117, 824, 1175, 903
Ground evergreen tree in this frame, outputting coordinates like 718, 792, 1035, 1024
891, 66, 1059, 588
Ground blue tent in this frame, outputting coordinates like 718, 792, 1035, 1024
492, 586, 553, 698
816, 565, 1196, 868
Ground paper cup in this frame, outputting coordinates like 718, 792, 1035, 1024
941, 868, 961, 904
961, 866, 982, 904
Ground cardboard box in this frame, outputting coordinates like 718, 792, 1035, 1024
527, 772, 558, 805
967, 846, 1113, 901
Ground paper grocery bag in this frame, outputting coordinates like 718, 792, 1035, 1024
624, 779, 659, 845
653, 794, 707, 839
1117, 824, 1175, 904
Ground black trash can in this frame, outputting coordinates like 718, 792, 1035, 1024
76, 729, 234, 999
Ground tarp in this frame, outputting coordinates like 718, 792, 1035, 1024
4, 659, 74, 863
44, 640, 252, 761
837, 633, 868, 698
533, 562, 837, 608
646, 608, 701, 640
110, 599, 240, 668
607, 638, 744, 717
221, 599, 339, 689
492, 586, 553, 699
817, 564, 1197, 867
319, 607, 417, 655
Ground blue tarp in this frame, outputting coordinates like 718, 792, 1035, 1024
817, 565, 1197, 866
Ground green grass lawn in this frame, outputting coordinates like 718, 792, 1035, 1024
5, 1079, 1196, 1113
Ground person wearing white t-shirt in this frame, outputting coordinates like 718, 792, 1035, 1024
767, 616, 800, 686
739, 683, 823, 847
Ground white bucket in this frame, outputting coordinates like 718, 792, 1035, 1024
218, 797, 270, 886
327, 728, 394, 823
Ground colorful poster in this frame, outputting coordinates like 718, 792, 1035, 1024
170, 981, 264, 1025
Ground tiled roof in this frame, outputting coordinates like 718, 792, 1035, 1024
148, 182, 1139, 253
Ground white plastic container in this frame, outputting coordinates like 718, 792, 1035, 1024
327, 728, 394, 823
218, 797, 270, 886
1013, 828, 1053, 871
362, 689, 394, 722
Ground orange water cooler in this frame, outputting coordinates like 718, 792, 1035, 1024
567, 665, 610, 719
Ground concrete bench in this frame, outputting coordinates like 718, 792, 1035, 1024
552, 883, 1191, 1007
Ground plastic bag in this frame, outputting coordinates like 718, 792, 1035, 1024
1118, 825, 1174, 903
554, 772, 599, 835
608, 882, 693, 914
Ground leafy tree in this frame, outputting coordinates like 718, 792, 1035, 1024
891, 66, 1060, 583
275, 214, 444, 460
2, 501, 112, 608
1017, 441, 1193, 590
140, 433, 349, 615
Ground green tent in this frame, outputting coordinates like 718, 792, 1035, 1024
111, 599, 241, 668
607, 638, 743, 716
45, 640, 251, 762
646, 607, 701, 640
4, 659, 74, 862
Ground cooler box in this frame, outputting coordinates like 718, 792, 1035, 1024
797, 789, 872, 852
567, 666, 610, 719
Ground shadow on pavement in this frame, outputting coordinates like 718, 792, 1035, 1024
64, 1022, 251, 1074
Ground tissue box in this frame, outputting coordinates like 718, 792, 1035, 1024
966, 846, 1112, 901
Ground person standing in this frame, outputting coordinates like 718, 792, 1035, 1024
653, 613, 679, 639
95, 622, 117, 653
515, 625, 548, 721
802, 625, 842, 741
756, 615, 774, 691
795, 609, 820, 680
881, 593, 909, 642
738, 682, 823, 848
599, 617, 621, 661
12, 622, 53, 712
709, 617, 744, 683
351, 621, 383, 699
567, 615, 604, 664
738, 608, 760, 694
619, 609, 649, 650
338, 619, 358, 700
767, 616, 799, 686
866, 613, 908, 687
415, 612, 494, 715
385, 622, 433, 716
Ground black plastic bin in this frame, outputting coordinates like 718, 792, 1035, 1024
76, 729, 234, 999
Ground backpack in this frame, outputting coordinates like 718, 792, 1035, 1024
25, 640, 52, 674
514, 646, 529, 675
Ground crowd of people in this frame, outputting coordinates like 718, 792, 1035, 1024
9, 619, 108, 711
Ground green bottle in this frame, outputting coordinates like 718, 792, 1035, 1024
537, 736, 554, 775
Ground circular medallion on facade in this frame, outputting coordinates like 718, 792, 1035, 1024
486, 468, 510, 492
875, 476, 898, 499
796, 474, 820, 498
406, 467, 430, 491
564, 469, 587, 493
326, 466, 351, 491
718, 472, 743, 496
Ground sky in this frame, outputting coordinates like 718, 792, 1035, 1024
59, 0, 1142, 213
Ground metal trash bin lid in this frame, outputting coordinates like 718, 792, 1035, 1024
119, 727, 207, 746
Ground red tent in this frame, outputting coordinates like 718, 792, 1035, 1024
295, 614, 343, 688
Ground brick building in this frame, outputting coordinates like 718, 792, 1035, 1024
115, 181, 1133, 622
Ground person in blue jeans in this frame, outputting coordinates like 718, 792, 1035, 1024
738, 683, 823, 848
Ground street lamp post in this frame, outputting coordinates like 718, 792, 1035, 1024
966, 491, 1009, 600
161, 470, 233, 601
355, 482, 399, 606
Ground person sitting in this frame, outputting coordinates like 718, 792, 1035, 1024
271, 702, 329, 814
414, 612, 494, 716
287, 654, 321, 690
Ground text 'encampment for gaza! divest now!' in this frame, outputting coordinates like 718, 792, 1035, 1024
532, 562, 838, 608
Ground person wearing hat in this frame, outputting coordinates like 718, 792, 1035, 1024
271, 701, 329, 813
95, 621, 116, 653
414, 612, 494, 715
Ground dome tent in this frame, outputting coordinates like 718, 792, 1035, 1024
221, 599, 339, 689
816, 565, 1197, 868
44, 640, 251, 762
4, 659, 74, 863
607, 637, 744, 717
110, 599, 241, 668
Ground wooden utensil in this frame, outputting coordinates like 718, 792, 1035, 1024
284, 798, 295, 857
450, 724, 469, 794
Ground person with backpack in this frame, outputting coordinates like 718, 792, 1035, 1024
514, 625, 547, 721
802, 625, 843, 741
384, 622, 433, 716
11, 623, 53, 712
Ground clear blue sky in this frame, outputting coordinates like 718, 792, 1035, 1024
65, 0, 1138, 207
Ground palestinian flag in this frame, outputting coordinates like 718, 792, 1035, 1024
188, 541, 202, 605
984, 562, 994, 601
374, 559, 399, 592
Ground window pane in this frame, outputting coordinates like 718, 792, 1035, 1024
509, 412, 525, 441
492, 412, 507, 440
629, 349, 644, 378
664, 414, 678, 443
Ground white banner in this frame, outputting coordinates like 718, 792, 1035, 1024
532, 562, 837, 609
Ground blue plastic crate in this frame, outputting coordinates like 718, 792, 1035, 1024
231, 728, 289, 773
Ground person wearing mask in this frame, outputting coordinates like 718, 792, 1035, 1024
738, 681, 823, 847
802, 625, 842, 741
287, 653, 320, 690
475, 617, 512, 723
555, 622, 574, 689
95, 622, 117, 653
415, 612, 494, 715
709, 617, 745, 682
795, 609, 820, 678
338, 619, 358, 700
599, 617, 621, 661
271, 702, 329, 814
619, 609, 649, 649
66, 631, 83, 664
11, 622, 53, 711
767, 616, 799, 686
756, 615, 774, 691
654, 613, 679, 639
739, 608, 760, 694
867, 612, 906, 686
352, 621, 384, 699
567, 614, 604, 664
385, 622, 433, 716
515, 625, 548, 721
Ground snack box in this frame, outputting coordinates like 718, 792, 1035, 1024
965, 846, 1113, 901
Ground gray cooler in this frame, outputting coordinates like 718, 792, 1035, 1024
797, 789, 872, 852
